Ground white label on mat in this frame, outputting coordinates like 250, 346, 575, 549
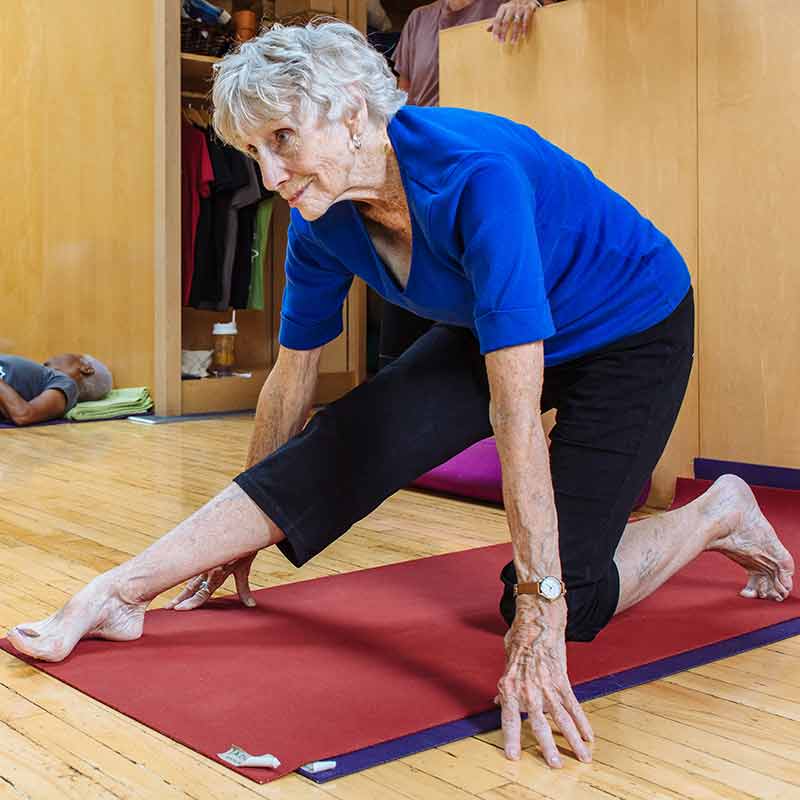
218, 746, 281, 769
300, 760, 337, 774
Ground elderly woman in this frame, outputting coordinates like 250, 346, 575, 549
8, 22, 793, 768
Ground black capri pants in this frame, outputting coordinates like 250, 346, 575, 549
378, 301, 435, 370
235, 288, 694, 642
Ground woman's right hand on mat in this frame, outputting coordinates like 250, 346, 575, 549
166, 552, 258, 611
497, 599, 594, 767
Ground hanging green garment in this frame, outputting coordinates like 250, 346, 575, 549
248, 197, 274, 311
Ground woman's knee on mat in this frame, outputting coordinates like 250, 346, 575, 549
499, 561, 619, 642
563, 572, 620, 641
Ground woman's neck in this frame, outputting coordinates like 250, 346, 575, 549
352, 127, 409, 229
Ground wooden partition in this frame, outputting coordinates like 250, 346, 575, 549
441, 0, 699, 505
0, 1, 162, 393
698, 1, 800, 469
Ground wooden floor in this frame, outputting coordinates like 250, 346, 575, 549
1, 417, 798, 800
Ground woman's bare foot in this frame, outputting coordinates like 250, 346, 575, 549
706, 475, 795, 601
6, 573, 147, 663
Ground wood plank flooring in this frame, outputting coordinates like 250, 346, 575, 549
0, 418, 798, 800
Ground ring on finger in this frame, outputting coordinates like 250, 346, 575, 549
198, 579, 211, 593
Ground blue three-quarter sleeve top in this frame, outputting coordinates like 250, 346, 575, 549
279, 106, 691, 366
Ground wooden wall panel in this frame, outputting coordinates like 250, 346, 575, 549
0, 1, 159, 392
441, 0, 699, 505
698, 1, 800, 468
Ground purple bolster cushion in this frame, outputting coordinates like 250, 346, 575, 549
412, 437, 652, 510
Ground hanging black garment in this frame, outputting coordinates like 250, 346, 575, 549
189, 130, 249, 307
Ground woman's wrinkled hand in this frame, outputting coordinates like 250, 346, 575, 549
497, 598, 594, 766
165, 552, 258, 611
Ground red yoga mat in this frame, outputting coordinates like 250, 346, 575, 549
2, 478, 798, 783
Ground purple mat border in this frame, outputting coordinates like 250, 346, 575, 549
0, 417, 69, 429
299, 616, 800, 782
694, 458, 800, 491
0, 410, 147, 429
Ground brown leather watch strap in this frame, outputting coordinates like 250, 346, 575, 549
513, 578, 566, 600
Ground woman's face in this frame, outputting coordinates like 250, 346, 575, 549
244, 112, 359, 221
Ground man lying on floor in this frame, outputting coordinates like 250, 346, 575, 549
0, 353, 112, 426
7, 22, 795, 770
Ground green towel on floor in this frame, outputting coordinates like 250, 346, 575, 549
66, 387, 154, 421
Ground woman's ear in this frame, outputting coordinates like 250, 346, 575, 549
344, 90, 369, 141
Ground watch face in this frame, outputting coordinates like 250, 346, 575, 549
539, 576, 562, 600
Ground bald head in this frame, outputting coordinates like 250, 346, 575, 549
45, 353, 113, 401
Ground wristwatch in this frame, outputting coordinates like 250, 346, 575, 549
513, 576, 566, 601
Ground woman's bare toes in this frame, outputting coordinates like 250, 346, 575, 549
7, 577, 147, 663
708, 475, 795, 602
7, 615, 72, 662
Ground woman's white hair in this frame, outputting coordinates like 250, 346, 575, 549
78, 356, 113, 402
212, 19, 407, 151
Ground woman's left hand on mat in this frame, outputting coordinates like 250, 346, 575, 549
166, 552, 258, 611
496, 600, 593, 766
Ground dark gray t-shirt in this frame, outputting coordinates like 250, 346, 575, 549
0, 355, 79, 416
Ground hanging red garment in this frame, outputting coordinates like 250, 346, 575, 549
181, 122, 214, 305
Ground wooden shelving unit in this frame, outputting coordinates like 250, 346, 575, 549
181, 89, 208, 101
181, 368, 269, 414
179, 50, 274, 414
180, 52, 219, 92
176, 35, 364, 414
